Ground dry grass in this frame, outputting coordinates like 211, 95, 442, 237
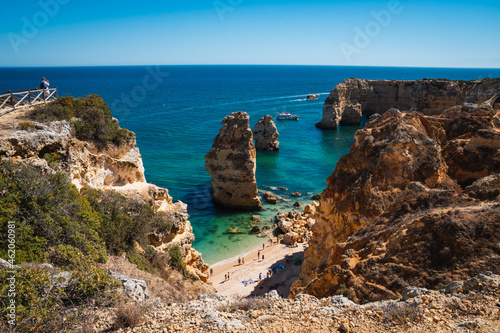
75, 311, 96, 333
100, 255, 214, 303
381, 302, 425, 325
218, 297, 271, 312
112, 302, 145, 330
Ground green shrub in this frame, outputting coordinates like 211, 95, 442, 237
30, 97, 75, 121
0, 266, 65, 332
65, 265, 120, 304
43, 152, 62, 169
337, 284, 353, 300
31, 94, 134, 149
150, 211, 173, 236
83, 189, 152, 255
17, 121, 35, 131
48, 244, 87, 268
0, 265, 120, 332
0, 159, 107, 266
168, 245, 186, 272
127, 248, 156, 274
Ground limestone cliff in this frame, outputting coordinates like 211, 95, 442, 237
292, 103, 500, 303
316, 78, 500, 130
205, 111, 262, 210
0, 111, 209, 282
253, 115, 280, 151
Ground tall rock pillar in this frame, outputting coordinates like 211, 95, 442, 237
253, 115, 280, 151
205, 111, 262, 210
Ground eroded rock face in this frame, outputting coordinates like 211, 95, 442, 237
253, 115, 279, 151
316, 78, 500, 130
292, 104, 500, 303
0, 116, 210, 283
205, 111, 262, 210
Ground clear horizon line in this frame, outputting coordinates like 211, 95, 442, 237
1, 64, 500, 70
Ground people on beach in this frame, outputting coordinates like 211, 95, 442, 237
242, 257, 245, 264
40, 77, 49, 100
210, 268, 213, 276
258, 251, 261, 260
225, 274, 227, 281
269, 239, 273, 246
262, 254, 264, 260
262, 243, 265, 250
227, 272, 230, 280
238, 257, 241, 265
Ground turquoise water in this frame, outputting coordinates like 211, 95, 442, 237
2, 65, 499, 264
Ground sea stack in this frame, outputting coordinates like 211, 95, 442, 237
253, 115, 280, 151
205, 111, 262, 210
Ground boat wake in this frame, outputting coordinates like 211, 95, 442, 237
129, 93, 331, 119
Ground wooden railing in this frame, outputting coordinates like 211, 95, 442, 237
0, 87, 58, 116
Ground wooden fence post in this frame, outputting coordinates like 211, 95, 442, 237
28, 89, 31, 105
9, 91, 14, 109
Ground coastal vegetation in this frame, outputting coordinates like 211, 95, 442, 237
30, 94, 134, 149
0, 158, 181, 270
0, 153, 185, 331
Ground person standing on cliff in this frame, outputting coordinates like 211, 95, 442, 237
40, 77, 50, 100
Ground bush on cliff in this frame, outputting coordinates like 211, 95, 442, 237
0, 159, 107, 267
0, 159, 171, 270
0, 264, 120, 332
83, 189, 154, 255
31, 94, 134, 149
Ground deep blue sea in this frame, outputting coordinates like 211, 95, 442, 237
1, 65, 499, 264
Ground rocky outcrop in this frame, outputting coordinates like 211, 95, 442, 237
253, 115, 280, 151
316, 78, 500, 129
109, 271, 150, 302
205, 111, 262, 210
273, 202, 318, 245
0, 112, 209, 282
93, 275, 500, 332
292, 104, 500, 303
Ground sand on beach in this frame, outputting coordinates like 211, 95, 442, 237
209, 241, 307, 300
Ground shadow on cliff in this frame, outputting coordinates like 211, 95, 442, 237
247, 251, 304, 298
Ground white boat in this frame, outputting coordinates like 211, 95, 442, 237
277, 112, 299, 120
306, 94, 319, 100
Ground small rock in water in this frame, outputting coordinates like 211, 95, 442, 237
251, 225, 261, 233
293, 202, 301, 208
291, 192, 301, 197
312, 193, 322, 200
263, 191, 278, 204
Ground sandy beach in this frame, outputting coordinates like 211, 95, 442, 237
209, 240, 307, 299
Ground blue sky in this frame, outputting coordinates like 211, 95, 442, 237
0, 0, 498, 67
